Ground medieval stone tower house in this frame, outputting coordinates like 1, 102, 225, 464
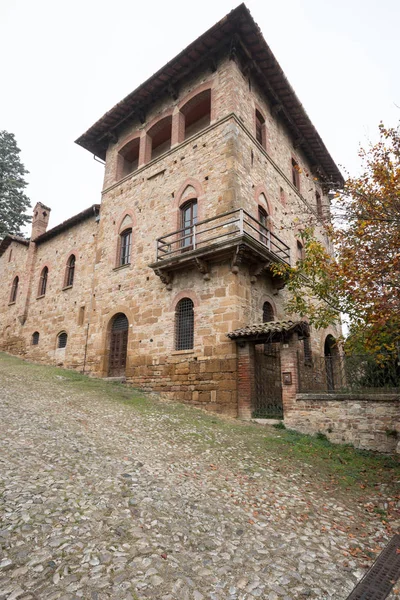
0, 5, 343, 420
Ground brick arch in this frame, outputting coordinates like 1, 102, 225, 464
144, 108, 174, 135
254, 185, 272, 214
63, 249, 79, 263
254, 185, 274, 232
116, 131, 141, 154
170, 289, 200, 311
9, 273, 21, 303
62, 250, 78, 288
175, 178, 204, 208
37, 263, 51, 296
173, 178, 204, 231
115, 210, 136, 233
178, 80, 216, 122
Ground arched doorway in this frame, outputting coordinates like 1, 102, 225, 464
108, 313, 129, 377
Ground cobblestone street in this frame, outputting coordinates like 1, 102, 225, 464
0, 354, 399, 600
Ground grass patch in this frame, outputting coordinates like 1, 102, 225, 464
261, 427, 400, 489
1, 352, 399, 496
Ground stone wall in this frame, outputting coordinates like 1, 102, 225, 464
285, 394, 400, 454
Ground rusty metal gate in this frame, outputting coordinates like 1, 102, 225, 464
253, 343, 283, 418
108, 313, 128, 377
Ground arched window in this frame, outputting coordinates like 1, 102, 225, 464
118, 137, 140, 178
38, 267, 48, 296
119, 229, 132, 266
57, 331, 68, 349
180, 200, 197, 250
181, 89, 211, 140
258, 206, 268, 245
255, 109, 266, 149
291, 158, 300, 190
148, 116, 172, 160
32, 331, 40, 345
175, 298, 194, 350
262, 301, 274, 323
10, 276, 19, 303
65, 255, 75, 288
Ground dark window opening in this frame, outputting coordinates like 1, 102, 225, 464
255, 110, 266, 148
316, 192, 323, 218
180, 200, 197, 250
262, 301, 274, 323
182, 90, 211, 140
65, 255, 75, 287
292, 158, 300, 189
57, 332, 68, 349
149, 116, 172, 160
119, 229, 132, 266
119, 138, 140, 177
8, 249, 12, 262
112, 313, 129, 332
175, 298, 194, 351
10, 276, 19, 303
258, 206, 268, 245
32, 331, 39, 346
39, 267, 48, 296
296, 240, 304, 261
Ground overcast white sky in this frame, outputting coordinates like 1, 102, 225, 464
1, 0, 399, 232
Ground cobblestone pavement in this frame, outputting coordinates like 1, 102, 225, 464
0, 354, 398, 600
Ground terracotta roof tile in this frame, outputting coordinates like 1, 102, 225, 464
227, 319, 307, 339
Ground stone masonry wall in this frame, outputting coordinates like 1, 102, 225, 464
0, 217, 99, 367
0, 241, 29, 352
285, 394, 400, 454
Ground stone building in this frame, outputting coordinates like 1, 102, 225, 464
0, 4, 344, 420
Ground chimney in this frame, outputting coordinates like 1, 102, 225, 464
31, 202, 51, 240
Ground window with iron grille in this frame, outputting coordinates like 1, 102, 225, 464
10, 276, 19, 303
32, 331, 39, 345
119, 229, 132, 266
262, 301, 274, 323
38, 267, 48, 296
65, 255, 75, 287
57, 332, 68, 349
175, 298, 194, 350
303, 336, 312, 365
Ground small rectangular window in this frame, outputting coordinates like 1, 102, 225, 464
292, 158, 300, 190
78, 306, 85, 326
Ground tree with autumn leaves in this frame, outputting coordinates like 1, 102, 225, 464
274, 123, 400, 362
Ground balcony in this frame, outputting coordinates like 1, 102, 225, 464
149, 209, 291, 287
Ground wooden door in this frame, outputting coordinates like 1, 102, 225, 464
109, 314, 128, 376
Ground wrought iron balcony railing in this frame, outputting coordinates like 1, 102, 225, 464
154, 208, 291, 266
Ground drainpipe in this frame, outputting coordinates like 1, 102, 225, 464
82, 208, 100, 374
